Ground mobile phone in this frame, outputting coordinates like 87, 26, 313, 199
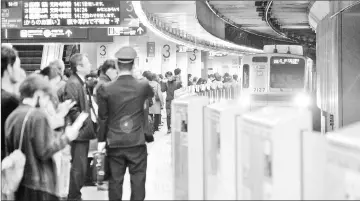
72, 112, 89, 130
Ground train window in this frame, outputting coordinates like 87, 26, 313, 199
269, 57, 305, 89
252, 57, 268, 63
243, 64, 250, 88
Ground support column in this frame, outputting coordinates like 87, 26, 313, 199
201, 51, 210, 79
317, 3, 360, 131
161, 42, 177, 75
187, 49, 201, 79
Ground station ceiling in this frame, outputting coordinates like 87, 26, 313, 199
140, 1, 316, 56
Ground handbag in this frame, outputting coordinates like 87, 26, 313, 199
1, 109, 33, 199
143, 100, 154, 143
53, 145, 71, 198
91, 152, 109, 184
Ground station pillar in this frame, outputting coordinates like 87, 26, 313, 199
187, 49, 202, 80
161, 43, 177, 75
316, 3, 360, 131
201, 51, 210, 79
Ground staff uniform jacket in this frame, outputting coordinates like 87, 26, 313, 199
97, 75, 154, 148
62, 74, 96, 141
149, 80, 164, 115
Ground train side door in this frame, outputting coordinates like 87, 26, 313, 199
250, 56, 268, 94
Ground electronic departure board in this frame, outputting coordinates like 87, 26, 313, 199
1, 1, 23, 28
22, 1, 121, 27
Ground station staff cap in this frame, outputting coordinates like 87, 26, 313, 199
115, 46, 137, 64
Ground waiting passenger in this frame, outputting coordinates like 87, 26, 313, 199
188, 74, 193, 86
63, 53, 97, 200
94, 59, 118, 103
161, 71, 182, 134
233, 74, 239, 82
4, 74, 83, 201
148, 73, 164, 132
1, 45, 22, 161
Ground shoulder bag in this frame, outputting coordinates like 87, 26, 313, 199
1, 108, 33, 200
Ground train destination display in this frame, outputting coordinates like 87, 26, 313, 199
22, 1, 121, 27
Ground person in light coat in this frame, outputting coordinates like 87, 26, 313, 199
145, 72, 164, 132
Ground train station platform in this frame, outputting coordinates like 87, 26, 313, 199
81, 120, 173, 200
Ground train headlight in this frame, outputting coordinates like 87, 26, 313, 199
294, 93, 311, 108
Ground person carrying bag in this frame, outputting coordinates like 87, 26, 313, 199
1, 109, 33, 200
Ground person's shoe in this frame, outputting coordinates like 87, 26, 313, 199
167, 130, 171, 134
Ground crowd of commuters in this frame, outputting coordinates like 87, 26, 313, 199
2, 43, 241, 201
187, 72, 239, 87
1, 44, 186, 201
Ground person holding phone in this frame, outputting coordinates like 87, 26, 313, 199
4, 74, 88, 201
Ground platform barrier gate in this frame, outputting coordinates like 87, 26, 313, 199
236, 106, 323, 200
171, 95, 209, 200
324, 122, 360, 200
203, 100, 251, 200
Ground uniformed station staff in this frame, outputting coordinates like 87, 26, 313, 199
96, 46, 154, 201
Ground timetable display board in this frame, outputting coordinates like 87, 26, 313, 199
1, 1, 23, 28
22, 1, 120, 27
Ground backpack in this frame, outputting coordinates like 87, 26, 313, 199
1, 109, 33, 199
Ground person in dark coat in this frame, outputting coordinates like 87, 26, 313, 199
161, 71, 182, 134
62, 53, 96, 200
1, 45, 22, 160
97, 46, 154, 201
93, 59, 118, 103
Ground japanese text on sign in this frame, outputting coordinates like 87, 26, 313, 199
272, 58, 300, 65
22, 1, 120, 27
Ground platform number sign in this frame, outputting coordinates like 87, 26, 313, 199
99, 45, 107, 56
189, 49, 198, 62
163, 44, 171, 61
97, 44, 109, 68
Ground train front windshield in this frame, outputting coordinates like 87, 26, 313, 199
270, 56, 305, 89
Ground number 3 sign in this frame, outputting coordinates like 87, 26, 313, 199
163, 44, 171, 59
97, 44, 109, 67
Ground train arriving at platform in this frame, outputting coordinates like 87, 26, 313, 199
239, 45, 321, 131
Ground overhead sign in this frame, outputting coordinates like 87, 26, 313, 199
1, 1, 23, 28
147, 42, 155, 57
107, 24, 146, 36
176, 45, 188, 53
119, 1, 146, 35
3, 28, 88, 39
22, 1, 120, 27
209, 52, 228, 57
